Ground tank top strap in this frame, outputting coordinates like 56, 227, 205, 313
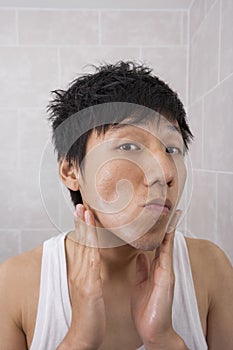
30, 232, 71, 350
172, 230, 208, 350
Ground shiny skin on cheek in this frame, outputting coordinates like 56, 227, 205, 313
95, 159, 143, 202
93, 159, 148, 227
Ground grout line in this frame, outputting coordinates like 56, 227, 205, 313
204, 0, 207, 14
190, 0, 218, 45
217, 0, 222, 83
0, 107, 45, 110
0, 7, 193, 12
0, 43, 187, 48
205, 0, 218, 14
1, 228, 60, 231
188, 70, 233, 107
188, 0, 196, 11
191, 168, 233, 175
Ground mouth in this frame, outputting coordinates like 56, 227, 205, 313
143, 198, 172, 215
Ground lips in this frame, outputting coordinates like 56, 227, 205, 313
144, 198, 172, 210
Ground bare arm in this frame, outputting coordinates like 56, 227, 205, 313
205, 242, 233, 349
0, 258, 27, 350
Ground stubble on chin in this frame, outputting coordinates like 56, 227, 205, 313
129, 230, 165, 251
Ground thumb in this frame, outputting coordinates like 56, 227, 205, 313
135, 253, 149, 286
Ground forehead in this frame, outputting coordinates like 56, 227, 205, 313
87, 117, 183, 150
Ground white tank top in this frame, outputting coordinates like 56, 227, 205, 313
30, 231, 208, 350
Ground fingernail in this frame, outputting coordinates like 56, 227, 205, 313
75, 204, 83, 217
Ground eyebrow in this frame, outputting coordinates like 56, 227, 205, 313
166, 124, 182, 136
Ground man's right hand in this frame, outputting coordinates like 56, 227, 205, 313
57, 204, 106, 350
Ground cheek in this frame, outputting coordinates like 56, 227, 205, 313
95, 159, 143, 203
174, 161, 187, 201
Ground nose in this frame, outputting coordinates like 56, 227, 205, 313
143, 150, 175, 188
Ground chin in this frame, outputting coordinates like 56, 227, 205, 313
127, 230, 165, 251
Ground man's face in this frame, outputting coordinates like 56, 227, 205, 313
78, 116, 187, 250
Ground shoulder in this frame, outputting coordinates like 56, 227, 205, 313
0, 245, 43, 326
0, 245, 43, 284
184, 236, 233, 302
184, 235, 232, 273
184, 237, 233, 349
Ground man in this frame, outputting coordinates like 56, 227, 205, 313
0, 61, 232, 350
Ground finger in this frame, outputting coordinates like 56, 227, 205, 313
73, 204, 85, 244
135, 253, 149, 286
84, 210, 99, 247
71, 206, 86, 274
151, 211, 182, 274
166, 209, 182, 234
72, 209, 100, 281
71, 205, 94, 276
83, 210, 102, 286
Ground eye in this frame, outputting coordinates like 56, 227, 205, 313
118, 143, 141, 151
166, 146, 183, 155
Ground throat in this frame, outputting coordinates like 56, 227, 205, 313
100, 288, 143, 350
99, 245, 138, 282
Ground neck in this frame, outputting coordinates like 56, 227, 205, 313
66, 230, 155, 283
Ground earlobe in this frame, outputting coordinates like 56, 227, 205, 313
59, 158, 79, 191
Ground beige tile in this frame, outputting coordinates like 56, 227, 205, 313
18, 10, 99, 45
141, 46, 187, 105
187, 170, 217, 241
216, 173, 233, 264
189, 0, 205, 39
101, 11, 182, 46
39, 141, 69, 234
203, 74, 233, 172
187, 99, 203, 169
0, 109, 19, 170
220, 0, 233, 80
59, 46, 140, 88
189, 1, 220, 103
182, 12, 188, 45
0, 169, 21, 229
205, 0, 217, 14
0, 230, 20, 263
0, 47, 58, 108
17, 139, 60, 229
0, 0, 193, 10
0, 10, 17, 45
20, 229, 59, 253
0, 138, 60, 230
19, 109, 51, 154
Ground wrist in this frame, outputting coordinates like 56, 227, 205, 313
57, 336, 96, 350
144, 330, 189, 350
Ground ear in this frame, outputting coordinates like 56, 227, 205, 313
59, 158, 80, 191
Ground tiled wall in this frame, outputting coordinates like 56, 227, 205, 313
0, 0, 232, 264
187, 0, 233, 263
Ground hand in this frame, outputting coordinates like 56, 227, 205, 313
58, 204, 106, 350
131, 210, 184, 349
